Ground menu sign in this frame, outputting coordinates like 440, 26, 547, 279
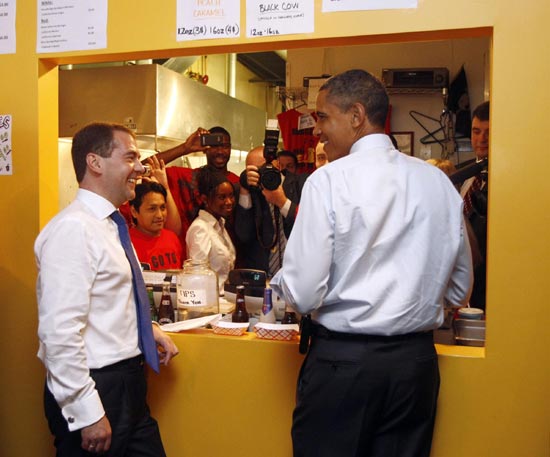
0, 0, 16, 54
37, 0, 107, 53
322, 0, 417, 12
246, 0, 313, 38
176, 0, 240, 41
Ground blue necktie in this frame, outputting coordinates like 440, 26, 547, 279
110, 211, 160, 373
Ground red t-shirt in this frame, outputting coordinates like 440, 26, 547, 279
129, 227, 183, 271
277, 109, 318, 174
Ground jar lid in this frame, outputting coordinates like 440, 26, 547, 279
458, 307, 484, 319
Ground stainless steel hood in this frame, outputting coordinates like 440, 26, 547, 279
59, 64, 266, 154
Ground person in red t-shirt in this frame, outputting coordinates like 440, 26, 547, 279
152, 126, 241, 260
129, 181, 183, 271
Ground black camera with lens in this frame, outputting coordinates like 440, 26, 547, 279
258, 122, 281, 191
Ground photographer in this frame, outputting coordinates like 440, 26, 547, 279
235, 146, 307, 277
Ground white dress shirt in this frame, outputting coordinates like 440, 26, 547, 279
186, 209, 236, 294
271, 134, 473, 335
35, 189, 141, 431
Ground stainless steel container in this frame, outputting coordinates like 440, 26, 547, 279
453, 318, 486, 347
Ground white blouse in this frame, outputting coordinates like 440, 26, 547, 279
186, 209, 236, 294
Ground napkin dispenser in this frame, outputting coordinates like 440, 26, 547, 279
142, 270, 179, 308
223, 269, 266, 314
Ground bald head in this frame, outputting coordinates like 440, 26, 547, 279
246, 146, 266, 167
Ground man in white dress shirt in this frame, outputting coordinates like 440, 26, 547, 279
270, 70, 473, 457
35, 122, 179, 456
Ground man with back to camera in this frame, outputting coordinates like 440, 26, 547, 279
234, 146, 307, 276
35, 122, 179, 456
270, 70, 473, 457
152, 126, 240, 256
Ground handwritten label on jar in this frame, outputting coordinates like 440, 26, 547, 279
178, 289, 208, 307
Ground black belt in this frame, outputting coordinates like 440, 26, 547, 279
311, 323, 433, 343
299, 315, 433, 355
89, 355, 144, 374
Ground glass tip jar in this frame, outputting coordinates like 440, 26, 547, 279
176, 259, 219, 320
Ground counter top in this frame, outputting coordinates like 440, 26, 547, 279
146, 328, 483, 456
165, 327, 484, 358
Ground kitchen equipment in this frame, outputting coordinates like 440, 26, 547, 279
59, 64, 265, 154
224, 269, 266, 315
453, 318, 485, 347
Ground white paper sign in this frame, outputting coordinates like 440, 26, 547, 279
37, 0, 107, 53
0, 1, 15, 54
322, 0, 417, 12
298, 113, 316, 130
0, 114, 13, 175
246, 0, 313, 38
176, 0, 240, 41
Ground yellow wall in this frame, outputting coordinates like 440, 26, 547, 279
1, 1, 548, 456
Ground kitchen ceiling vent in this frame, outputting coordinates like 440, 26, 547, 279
59, 64, 265, 153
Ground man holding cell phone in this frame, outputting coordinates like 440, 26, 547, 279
152, 126, 241, 259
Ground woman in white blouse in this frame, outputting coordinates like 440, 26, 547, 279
186, 167, 236, 294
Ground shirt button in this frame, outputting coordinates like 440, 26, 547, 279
68, 417, 75, 423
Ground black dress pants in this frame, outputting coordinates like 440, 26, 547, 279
44, 356, 166, 457
292, 328, 440, 457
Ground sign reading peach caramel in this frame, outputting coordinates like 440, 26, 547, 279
177, 0, 241, 41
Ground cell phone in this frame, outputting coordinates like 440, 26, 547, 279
200, 133, 225, 147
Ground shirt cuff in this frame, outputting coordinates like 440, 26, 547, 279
239, 193, 252, 209
62, 389, 105, 432
280, 199, 291, 218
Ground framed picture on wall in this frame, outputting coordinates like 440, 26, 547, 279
391, 131, 414, 156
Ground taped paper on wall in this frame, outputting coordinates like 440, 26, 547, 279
0, 114, 12, 176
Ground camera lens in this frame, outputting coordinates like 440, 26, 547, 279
260, 165, 282, 191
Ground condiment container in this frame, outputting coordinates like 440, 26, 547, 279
259, 288, 276, 324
